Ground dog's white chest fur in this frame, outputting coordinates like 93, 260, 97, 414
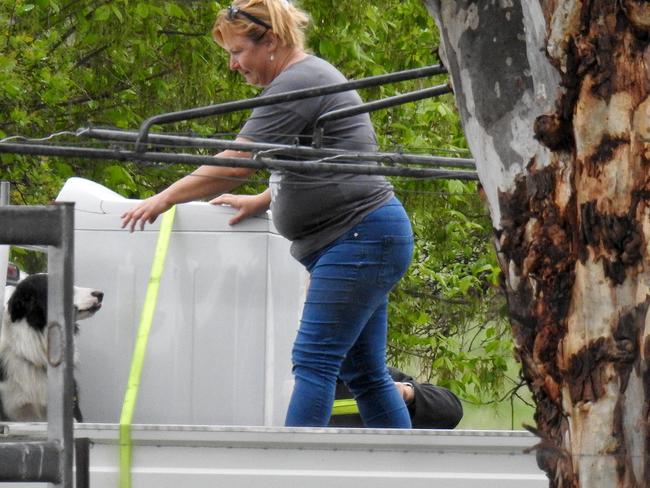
0, 314, 49, 420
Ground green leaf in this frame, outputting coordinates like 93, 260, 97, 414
94, 5, 112, 21
111, 5, 124, 22
134, 3, 150, 19
318, 39, 337, 59
165, 3, 186, 18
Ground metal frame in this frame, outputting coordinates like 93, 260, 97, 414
0, 200, 75, 488
134, 64, 448, 150
81, 127, 476, 169
0, 181, 9, 328
0, 64, 477, 179
0, 142, 477, 180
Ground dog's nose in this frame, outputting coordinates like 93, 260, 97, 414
92, 291, 104, 303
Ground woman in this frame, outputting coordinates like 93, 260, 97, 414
121, 0, 414, 428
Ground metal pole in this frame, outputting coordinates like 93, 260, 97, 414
47, 202, 75, 488
0, 142, 479, 180
0, 181, 9, 327
81, 127, 477, 169
75, 438, 90, 488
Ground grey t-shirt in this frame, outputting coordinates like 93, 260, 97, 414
239, 55, 394, 260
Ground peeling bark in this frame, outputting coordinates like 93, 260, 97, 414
424, 1, 650, 487
498, 162, 577, 488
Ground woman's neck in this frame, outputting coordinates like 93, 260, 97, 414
274, 47, 307, 78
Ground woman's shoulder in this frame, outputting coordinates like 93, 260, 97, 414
295, 55, 347, 81
295, 54, 339, 71
268, 55, 347, 92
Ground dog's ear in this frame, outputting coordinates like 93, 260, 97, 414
7, 293, 29, 322
7, 275, 49, 330
7, 293, 47, 331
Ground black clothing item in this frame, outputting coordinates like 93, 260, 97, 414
329, 367, 463, 429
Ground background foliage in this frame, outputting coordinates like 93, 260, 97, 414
0, 0, 527, 422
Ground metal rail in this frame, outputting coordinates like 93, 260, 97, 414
0, 182, 8, 328
81, 127, 476, 169
0, 142, 478, 180
0, 199, 76, 488
135, 64, 448, 151
313, 84, 452, 148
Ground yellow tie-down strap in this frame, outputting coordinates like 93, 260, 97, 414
331, 398, 360, 416
119, 206, 176, 488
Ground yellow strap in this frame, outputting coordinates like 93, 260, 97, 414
119, 206, 176, 488
331, 398, 360, 416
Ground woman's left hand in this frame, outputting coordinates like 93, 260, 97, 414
210, 190, 271, 225
395, 382, 415, 405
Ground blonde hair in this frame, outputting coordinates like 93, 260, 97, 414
213, 0, 310, 49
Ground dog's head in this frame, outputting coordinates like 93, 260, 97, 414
5, 274, 104, 331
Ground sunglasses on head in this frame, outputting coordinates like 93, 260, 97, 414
227, 5, 272, 30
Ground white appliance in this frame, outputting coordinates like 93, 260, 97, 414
56, 177, 306, 426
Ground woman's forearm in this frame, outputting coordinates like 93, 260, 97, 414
159, 153, 256, 205
121, 147, 257, 231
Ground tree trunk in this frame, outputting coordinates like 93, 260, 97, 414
423, 1, 650, 487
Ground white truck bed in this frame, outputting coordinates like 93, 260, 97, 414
2, 423, 547, 487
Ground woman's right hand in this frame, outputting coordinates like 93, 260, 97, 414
121, 193, 172, 232
210, 191, 271, 225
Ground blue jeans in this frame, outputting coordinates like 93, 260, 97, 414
285, 197, 414, 428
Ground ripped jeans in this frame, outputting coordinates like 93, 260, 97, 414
285, 197, 414, 428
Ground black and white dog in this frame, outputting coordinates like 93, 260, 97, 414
0, 273, 103, 422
